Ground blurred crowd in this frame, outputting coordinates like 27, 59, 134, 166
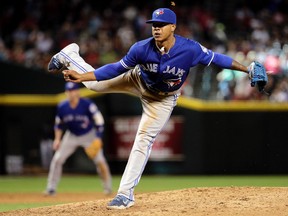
1, 0, 288, 101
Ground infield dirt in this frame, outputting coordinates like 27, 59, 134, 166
1, 187, 288, 216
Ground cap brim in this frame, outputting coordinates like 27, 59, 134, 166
146, 19, 172, 24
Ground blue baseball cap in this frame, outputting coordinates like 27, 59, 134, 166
146, 8, 176, 24
65, 82, 79, 91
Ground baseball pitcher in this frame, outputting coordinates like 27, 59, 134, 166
47, 8, 268, 209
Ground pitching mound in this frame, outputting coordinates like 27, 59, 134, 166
1, 187, 288, 216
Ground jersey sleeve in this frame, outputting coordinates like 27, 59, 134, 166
93, 62, 126, 81
212, 53, 233, 68
194, 42, 233, 68
54, 106, 65, 131
89, 103, 105, 138
192, 42, 215, 66
120, 42, 140, 68
94, 43, 139, 81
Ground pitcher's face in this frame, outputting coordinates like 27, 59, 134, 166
152, 22, 176, 42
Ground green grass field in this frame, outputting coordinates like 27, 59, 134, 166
1, 174, 288, 212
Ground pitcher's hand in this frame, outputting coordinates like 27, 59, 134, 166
63, 70, 82, 83
63, 70, 96, 82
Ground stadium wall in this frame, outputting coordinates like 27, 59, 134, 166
1, 63, 288, 175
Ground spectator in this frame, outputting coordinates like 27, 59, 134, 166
1, 1, 288, 100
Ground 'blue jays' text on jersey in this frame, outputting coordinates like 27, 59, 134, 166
94, 34, 233, 93
55, 98, 102, 136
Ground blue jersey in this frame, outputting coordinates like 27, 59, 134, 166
94, 34, 233, 92
55, 98, 102, 136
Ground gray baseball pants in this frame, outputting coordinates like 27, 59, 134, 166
58, 43, 180, 200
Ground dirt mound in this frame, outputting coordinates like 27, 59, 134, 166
1, 187, 288, 216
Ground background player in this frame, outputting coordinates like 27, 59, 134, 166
47, 8, 266, 209
44, 82, 112, 196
